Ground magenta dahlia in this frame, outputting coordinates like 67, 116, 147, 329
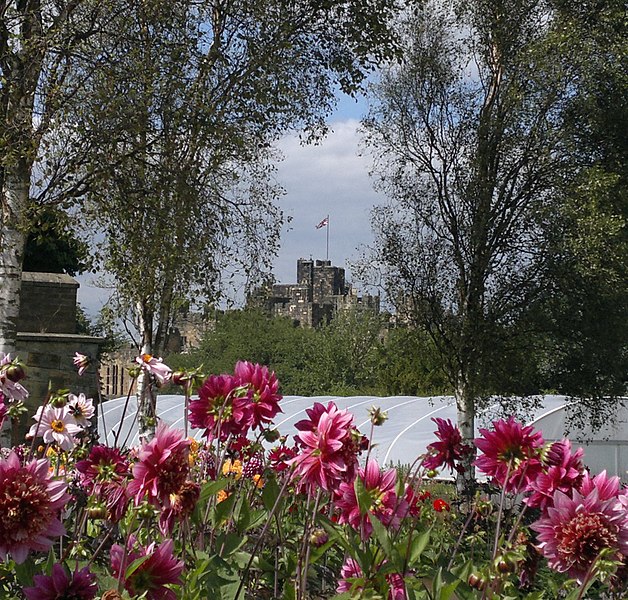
234, 360, 282, 429
23, 563, 97, 600
110, 537, 184, 600
475, 417, 544, 492
189, 373, 252, 440
525, 439, 585, 509
127, 422, 190, 507
0, 451, 70, 564
336, 557, 407, 599
76, 445, 131, 493
289, 401, 357, 493
336, 459, 408, 540
532, 471, 628, 583
423, 417, 472, 473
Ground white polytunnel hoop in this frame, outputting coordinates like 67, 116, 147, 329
97, 394, 628, 481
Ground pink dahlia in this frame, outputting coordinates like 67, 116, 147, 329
423, 417, 472, 473
23, 563, 97, 600
0, 394, 7, 430
127, 422, 190, 507
110, 537, 184, 600
268, 444, 298, 472
28, 404, 83, 451
532, 471, 628, 583
0, 451, 70, 563
189, 373, 252, 440
336, 459, 408, 540
525, 440, 585, 510
336, 557, 407, 599
234, 360, 283, 429
136, 354, 172, 385
289, 401, 357, 493
475, 417, 544, 492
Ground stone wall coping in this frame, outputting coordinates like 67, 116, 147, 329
21, 272, 79, 286
17, 332, 103, 343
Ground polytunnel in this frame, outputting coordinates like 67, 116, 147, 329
96, 394, 628, 480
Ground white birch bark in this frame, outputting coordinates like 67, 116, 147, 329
136, 302, 156, 443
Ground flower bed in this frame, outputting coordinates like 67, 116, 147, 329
1, 353, 627, 599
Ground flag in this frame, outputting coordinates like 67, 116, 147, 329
315, 217, 329, 229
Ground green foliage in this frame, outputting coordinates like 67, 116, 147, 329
22, 205, 91, 276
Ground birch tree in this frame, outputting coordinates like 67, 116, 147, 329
69, 0, 400, 440
358, 0, 568, 486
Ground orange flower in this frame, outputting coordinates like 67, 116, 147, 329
216, 490, 230, 504
222, 459, 243, 479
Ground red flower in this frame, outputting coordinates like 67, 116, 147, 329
433, 498, 450, 512
268, 444, 298, 472
23, 564, 97, 600
532, 471, 628, 583
110, 537, 183, 600
289, 402, 357, 493
475, 417, 544, 492
189, 374, 252, 440
423, 418, 472, 473
76, 445, 131, 493
234, 361, 282, 429
336, 460, 408, 539
127, 423, 190, 508
0, 451, 70, 564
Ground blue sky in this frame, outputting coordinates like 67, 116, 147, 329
77, 92, 385, 315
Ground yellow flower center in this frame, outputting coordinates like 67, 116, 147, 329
51, 419, 65, 433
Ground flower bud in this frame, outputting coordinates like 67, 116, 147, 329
4, 364, 25, 382
368, 405, 388, 426
309, 528, 329, 547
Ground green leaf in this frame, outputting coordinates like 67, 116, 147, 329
200, 478, 229, 503
405, 527, 431, 565
261, 475, 282, 512
125, 554, 150, 578
355, 474, 373, 515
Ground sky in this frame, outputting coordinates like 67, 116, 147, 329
76, 94, 387, 315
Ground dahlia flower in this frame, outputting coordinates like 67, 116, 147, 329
532, 471, 628, 583
234, 360, 282, 429
110, 537, 184, 600
475, 417, 544, 492
28, 404, 83, 451
23, 564, 97, 600
289, 401, 357, 493
159, 480, 200, 535
73, 352, 91, 377
0, 451, 70, 563
423, 417, 472, 473
136, 354, 172, 385
336, 557, 407, 599
0, 354, 29, 401
67, 393, 95, 428
76, 445, 131, 492
525, 440, 585, 509
268, 444, 298, 472
336, 459, 408, 540
127, 422, 190, 507
189, 373, 252, 440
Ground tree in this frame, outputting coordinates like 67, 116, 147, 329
536, 0, 628, 422
358, 0, 570, 484
0, 0, 109, 354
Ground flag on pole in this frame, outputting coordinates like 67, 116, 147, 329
315, 217, 329, 229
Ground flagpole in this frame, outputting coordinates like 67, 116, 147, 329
326, 214, 329, 261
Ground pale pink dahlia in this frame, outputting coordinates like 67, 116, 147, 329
110, 537, 184, 600
475, 417, 544, 492
23, 563, 97, 600
73, 352, 91, 377
127, 422, 190, 507
289, 401, 357, 493
525, 440, 585, 509
336, 459, 408, 540
28, 404, 83, 451
0, 394, 7, 430
423, 417, 472, 473
67, 393, 95, 428
234, 360, 282, 429
189, 373, 252, 440
136, 354, 172, 385
0, 451, 70, 563
532, 471, 628, 583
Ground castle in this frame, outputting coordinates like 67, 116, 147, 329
262, 258, 380, 327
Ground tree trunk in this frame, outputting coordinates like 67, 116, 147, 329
136, 301, 156, 443
455, 374, 476, 499
0, 164, 30, 356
